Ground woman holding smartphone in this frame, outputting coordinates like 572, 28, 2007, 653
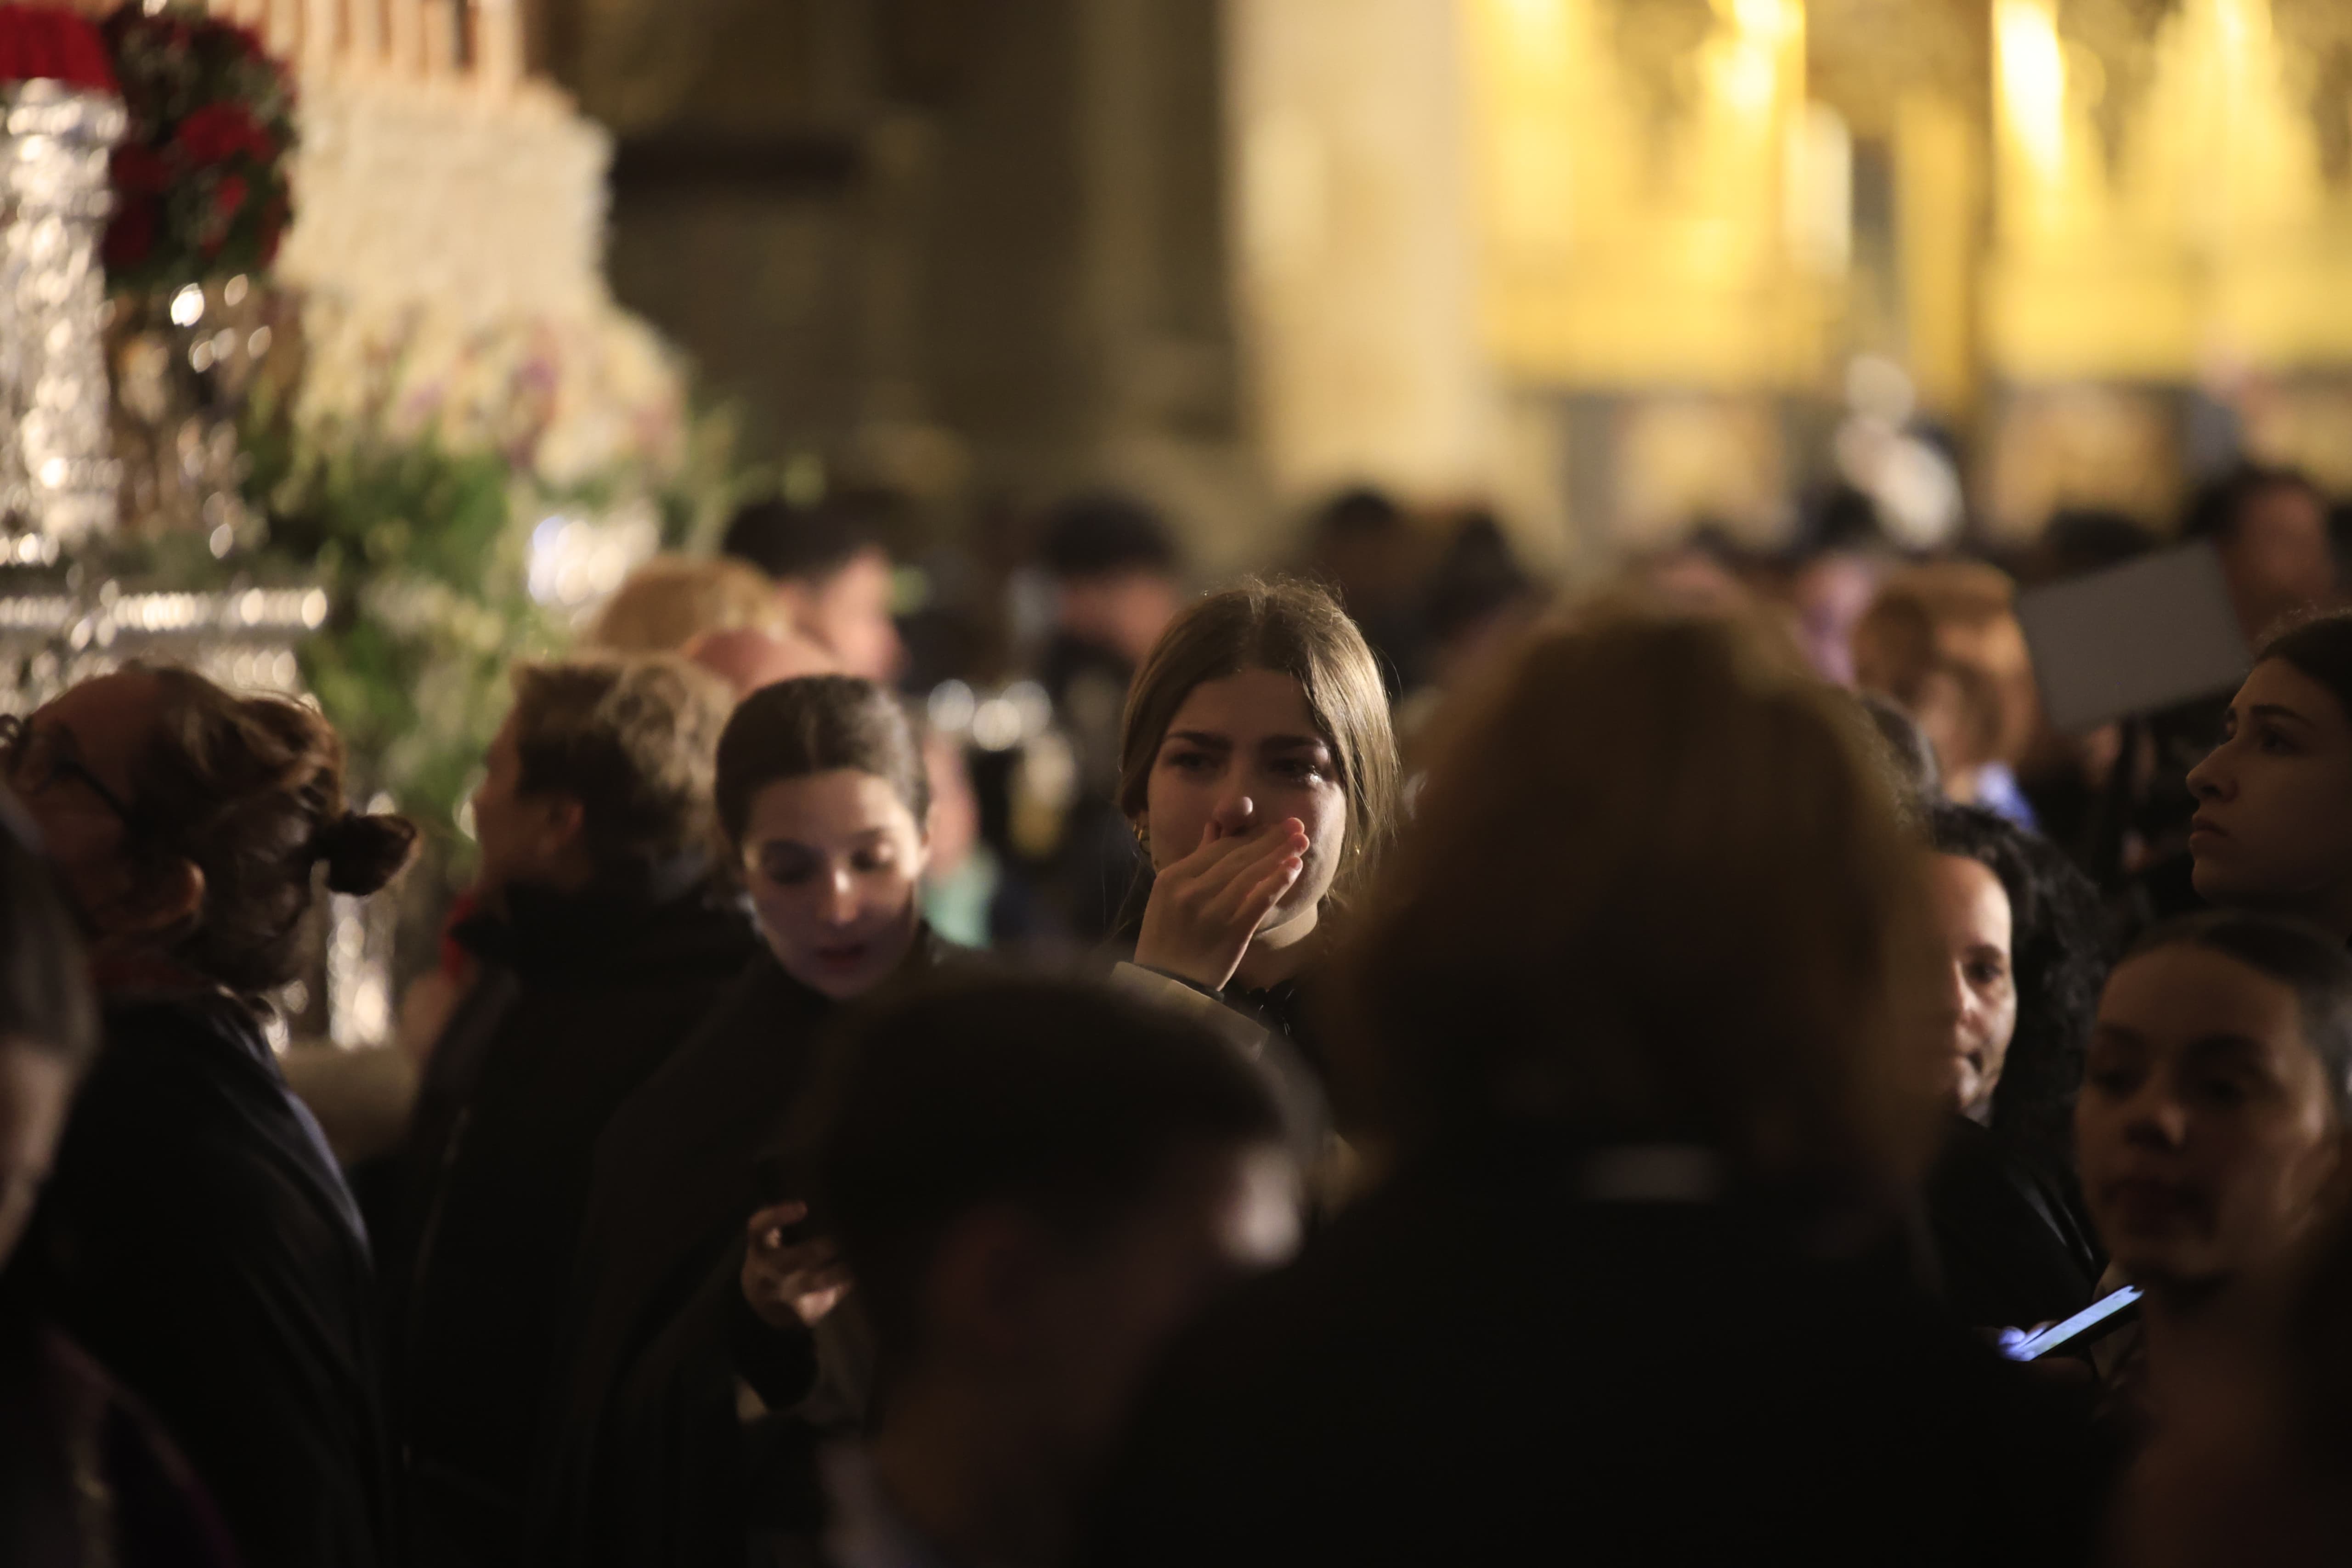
2075, 912, 2352, 1439
536, 675, 948, 1568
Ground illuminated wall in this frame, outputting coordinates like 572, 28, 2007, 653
1463, 0, 1832, 390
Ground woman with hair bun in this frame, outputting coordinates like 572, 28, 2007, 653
7, 664, 417, 1568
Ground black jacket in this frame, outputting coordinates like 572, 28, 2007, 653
382, 864, 758, 1567
1086, 1132, 2110, 1568
1922, 1114, 2102, 1333
0, 1278, 243, 1568
27, 989, 394, 1568
533, 931, 957, 1568
531, 950, 832, 1568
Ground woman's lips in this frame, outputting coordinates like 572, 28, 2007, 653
812, 940, 871, 971
2103, 1176, 2200, 1228
2188, 812, 2227, 842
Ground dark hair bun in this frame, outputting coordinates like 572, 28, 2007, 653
316, 810, 421, 896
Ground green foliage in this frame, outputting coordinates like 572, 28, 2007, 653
250, 421, 564, 860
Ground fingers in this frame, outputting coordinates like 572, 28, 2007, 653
1201, 823, 1307, 909
1192, 820, 1309, 904
754, 1236, 837, 1275
1223, 856, 1305, 932
748, 1200, 806, 1234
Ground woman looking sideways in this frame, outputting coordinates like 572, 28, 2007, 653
7, 666, 416, 1568
2185, 611, 2352, 940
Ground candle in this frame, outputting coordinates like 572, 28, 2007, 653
387, 0, 421, 75
301, 0, 338, 73
422, 0, 455, 79
473, 0, 520, 94
351, 0, 387, 72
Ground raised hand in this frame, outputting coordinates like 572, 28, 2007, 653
740, 1200, 851, 1332
1131, 817, 1308, 991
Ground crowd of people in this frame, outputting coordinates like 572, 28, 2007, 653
1, 466, 2351, 1566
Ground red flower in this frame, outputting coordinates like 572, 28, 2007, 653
175, 102, 265, 167
102, 199, 157, 269
213, 172, 248, 221
112, 144, 170, 196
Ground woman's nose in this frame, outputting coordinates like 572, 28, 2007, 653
1212, 792, 1257, 834
2120, 1087, 2190, 1150
2186, 746, 2227, 801
1944, 962, 1975, 1023
821, 866, 858, 923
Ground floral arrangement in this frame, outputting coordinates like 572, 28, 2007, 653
101, 4, 295, 293
295, 295, 690, 496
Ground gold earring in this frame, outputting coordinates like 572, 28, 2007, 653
1134, 821, 1151, 853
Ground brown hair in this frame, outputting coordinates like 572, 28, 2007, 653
508, 657, 733, 881
132, 667, 418, 996
1331, 606, 1938, 1210
1117, 577, 1399, 912
715, 675, 929, 849
1851, 561, 2035, 770
589, 555, 786, 655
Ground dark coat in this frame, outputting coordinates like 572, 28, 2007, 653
0, 1281, 243, 1568
530, 950, 832, 1568
1085, 1132, 2110, 1568
1922, 1113, 2102, 1333
532, 931, 956, 1568
26, 990, 393, 1568
382, 866, 758, 1568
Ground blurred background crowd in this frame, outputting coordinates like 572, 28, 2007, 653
5, 1, 2352, 1566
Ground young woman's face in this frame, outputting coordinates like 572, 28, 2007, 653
1925, 852, 2018, 1120
2079, 945, 2344, 1293
2188, 662, 2352, 929
741, 769, 929, 1000
1141, 670, 1348, 937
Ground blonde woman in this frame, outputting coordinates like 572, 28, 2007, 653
1091, 607, 2103, 1567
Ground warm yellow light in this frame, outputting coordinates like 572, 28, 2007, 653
1995, 0, 2066, 180
1724, 0, 1798, 43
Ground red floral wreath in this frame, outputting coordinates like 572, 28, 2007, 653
94, 4, 296, 293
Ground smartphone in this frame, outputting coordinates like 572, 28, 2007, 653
2001, 1285, 2143, 1363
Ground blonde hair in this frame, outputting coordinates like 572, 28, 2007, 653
1117, 577, 1399, 914
589, 555, 785, 656
1333, 605, 1938, 1210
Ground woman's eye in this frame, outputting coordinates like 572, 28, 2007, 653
755, 850, 815, 885
1167, 751, 1215, 774
2257, 729, 2296, 754
1272, 756, 1327, 782
852, 847, 896, 874
1966, 960, 2007, 988
2192, 1075, 2253, 1109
